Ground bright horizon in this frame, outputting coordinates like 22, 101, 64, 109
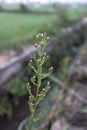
1, 0, 87, 4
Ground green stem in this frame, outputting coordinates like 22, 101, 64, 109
28, 33, 51, 130
29, 113, 34, 130
29, 62, 42, 130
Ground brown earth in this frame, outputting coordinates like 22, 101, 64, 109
0, 94, 29, 130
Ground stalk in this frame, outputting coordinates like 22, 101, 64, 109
27, 33, 53, 130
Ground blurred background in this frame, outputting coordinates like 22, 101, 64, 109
0, 0, 87, 130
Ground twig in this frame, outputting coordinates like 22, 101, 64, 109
49, 75, 87, 104
39, 76, 66, 130
39, 75, 87, 130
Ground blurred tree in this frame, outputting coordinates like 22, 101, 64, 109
0, 0, 4, 11
52, 3, 71, 28
19, 0, 29, 12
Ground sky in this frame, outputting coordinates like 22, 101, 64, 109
1, 0, 87, 4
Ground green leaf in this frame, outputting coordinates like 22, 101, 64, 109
27, 83, 35, 101
33, 113, 44, 122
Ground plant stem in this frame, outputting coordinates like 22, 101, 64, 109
28, 33, 52, 130
29, 114, 34, 130
29, 61, 42, 130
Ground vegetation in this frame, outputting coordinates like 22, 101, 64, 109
0, 94, 12, 118
0, 12, 54, 50
27, 33, 53, 130
0, 4, 87, 126
53, 4, 87, 33
0, 5, 87, 50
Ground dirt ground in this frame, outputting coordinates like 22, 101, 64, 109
0, 95, 29, 130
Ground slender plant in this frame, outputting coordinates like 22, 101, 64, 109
27, 33, 53, 130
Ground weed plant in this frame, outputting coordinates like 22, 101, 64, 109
27, 33, 53, 130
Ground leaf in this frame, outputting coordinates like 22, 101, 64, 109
33, 113, 44, 122
27, 83, 35, 101
36, 82, 50, 105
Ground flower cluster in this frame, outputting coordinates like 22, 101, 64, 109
35, 33, 49, 56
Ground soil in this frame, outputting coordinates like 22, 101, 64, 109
0, 84, 87, 130
0, 94, 29, 130
0, 85, 56, 130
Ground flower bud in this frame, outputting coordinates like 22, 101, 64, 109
44, 52, 46, 55
42, 88, 45, 91
41, 33, 43, 37
36, 35, 39, 38
47, 82, 50, 85
30, 60, 32, 62
33, 76, 35, 79
47, 37, 49, 40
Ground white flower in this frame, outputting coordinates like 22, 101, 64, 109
44, 52, 46, 55
27, 83, 29, 85
29, 96, 31, 99
36, 35, 39, 38
47, 37, 49, 40
30, 60, 32, 62
33, 76, 35, 79
43, 88, 45, 91
41, 33, 43, 36
47, 82, 50, 85
38, 59, 41, 62
39, 112, 42, 115
41, 41, 43, 44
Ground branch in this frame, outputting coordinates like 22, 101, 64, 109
49, 75, 87, 104
38, 75, 87, 130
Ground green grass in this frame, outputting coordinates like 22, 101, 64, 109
68, 7, 87, 21
0, 12, 54, 50
0, 6, 87, 50
29, 5, 55, 13
3, 4, 54, 13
